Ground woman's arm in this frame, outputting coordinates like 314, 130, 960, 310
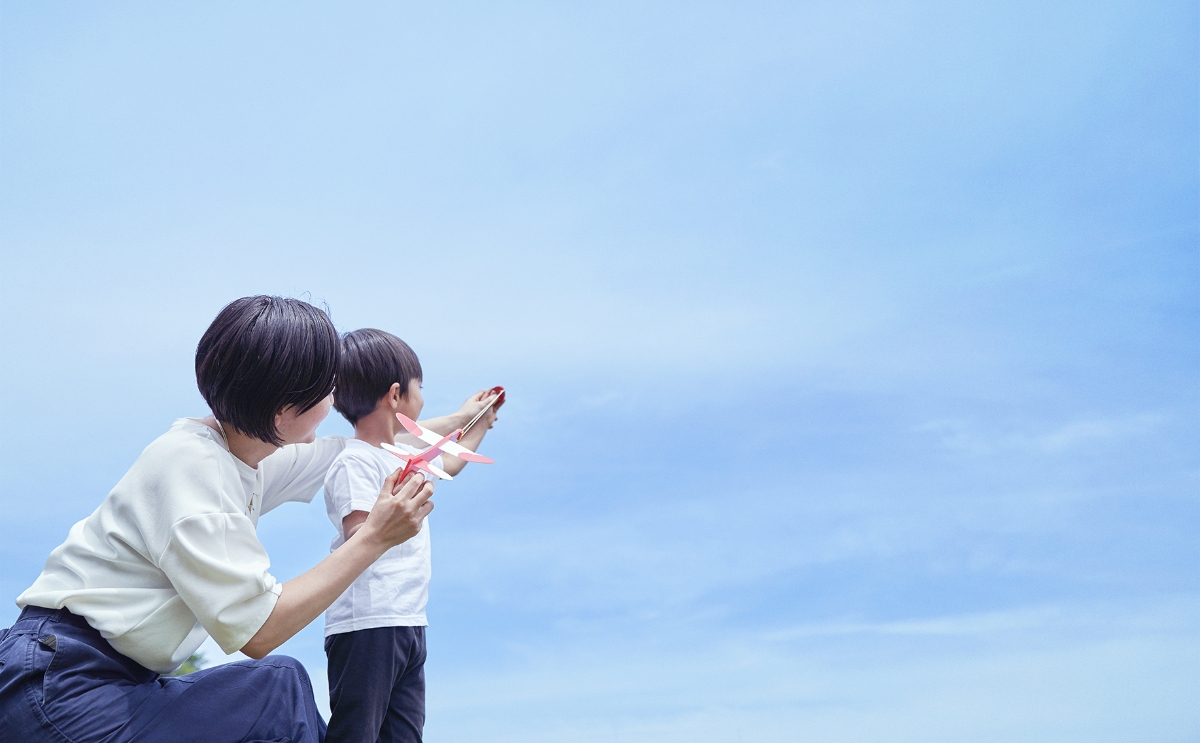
240, 468, 434, 658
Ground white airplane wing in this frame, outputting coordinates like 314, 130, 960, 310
406, 425, 494, 463
396, 413, 494, 464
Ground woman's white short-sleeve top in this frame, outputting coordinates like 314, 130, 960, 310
16, 418, 345, 674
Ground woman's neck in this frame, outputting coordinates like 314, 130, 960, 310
200, 415, 278, 468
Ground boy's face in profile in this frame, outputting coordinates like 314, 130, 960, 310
397, 378, 424, 421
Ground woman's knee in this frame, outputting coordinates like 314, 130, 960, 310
188, 655, 320, 715
242, 654, 315, 690
259, 654, 307, 674
191, 654, 313, 692
259, 652, 314, 681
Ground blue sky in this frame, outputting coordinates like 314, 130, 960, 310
1, 1, 1197, 740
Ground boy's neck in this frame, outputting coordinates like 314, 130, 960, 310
352, 408, 400, 448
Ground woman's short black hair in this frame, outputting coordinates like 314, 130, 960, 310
334, 328, 422, 426
196, 296, 339, 446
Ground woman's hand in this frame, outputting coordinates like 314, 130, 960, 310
355, 468, 435, 553
240, 468, 435, 659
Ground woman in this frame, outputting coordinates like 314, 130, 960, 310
0, 296, 481, 743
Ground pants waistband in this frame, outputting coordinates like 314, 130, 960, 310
7, 605, 158, 683
11, 605, 95, 634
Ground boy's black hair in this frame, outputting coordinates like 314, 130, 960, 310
195, 296, 339, 446
334, 328, 422, 426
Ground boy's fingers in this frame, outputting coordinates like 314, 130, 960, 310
415, 501, 434, 520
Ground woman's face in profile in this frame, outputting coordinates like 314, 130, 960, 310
274, 393, 334, 446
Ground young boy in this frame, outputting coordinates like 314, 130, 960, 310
322, 328, 501, 743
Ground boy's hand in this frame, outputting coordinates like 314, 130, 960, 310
455, 387, 505, 428
466, 402, 499, 432
357, 469, 434, 553
436, 388, 503, 477
413, 387, 505, 441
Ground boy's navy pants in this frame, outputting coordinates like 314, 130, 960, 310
324, 627, 426, 743
0, 606, 327, 743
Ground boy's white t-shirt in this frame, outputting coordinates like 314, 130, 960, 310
323, 439, 441, 635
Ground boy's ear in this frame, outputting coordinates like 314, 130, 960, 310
388, 382, 403, 407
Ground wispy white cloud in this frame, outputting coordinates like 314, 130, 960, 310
1036, 413, 1169, 452
423, 599, 1200, 743
761, 606, 1067, 640
761, 598, 1197, 641
915, 412, 1171, 455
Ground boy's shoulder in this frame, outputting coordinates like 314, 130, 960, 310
326, 440, 394, 485
332, 439, 377, 459
333, 439, 427, 463
325, 440, 437, 500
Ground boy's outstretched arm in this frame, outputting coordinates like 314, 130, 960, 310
397, 389, 502, 477
415, 389, 500, 436
439, 402, 498, 476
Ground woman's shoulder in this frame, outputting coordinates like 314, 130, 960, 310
115, 419, 242, 510
133, 419, 230, 472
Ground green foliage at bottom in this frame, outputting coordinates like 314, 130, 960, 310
168, 652, 206, 676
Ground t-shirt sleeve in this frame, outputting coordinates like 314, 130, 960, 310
157, 512, 282, 655
259, 436, 347, 515
325, 454, 386, 521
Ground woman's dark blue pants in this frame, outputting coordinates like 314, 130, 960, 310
0, 606, 327, 743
